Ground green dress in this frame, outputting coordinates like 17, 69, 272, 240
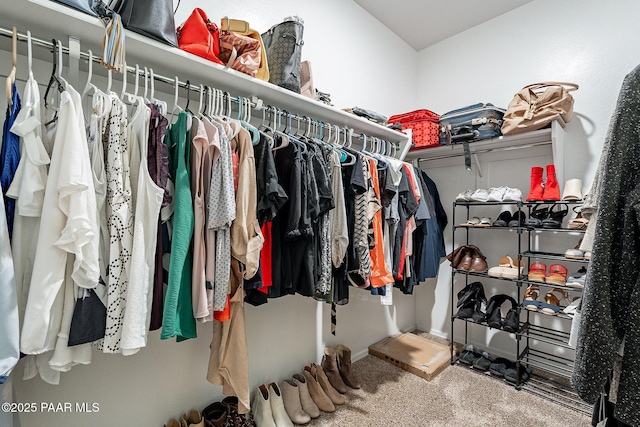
161, 111, 196, 341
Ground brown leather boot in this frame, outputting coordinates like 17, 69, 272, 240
321, 348, 348, 394
336, 344, 361, 389
312, 363, 345, 405
201, 402, 230, 427
303, 366, 335, 413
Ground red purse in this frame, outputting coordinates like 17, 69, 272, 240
176, 8, 223, 65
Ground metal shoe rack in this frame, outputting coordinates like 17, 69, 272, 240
450, 200, 591, 415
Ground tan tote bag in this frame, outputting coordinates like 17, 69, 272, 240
501, 82, 578, 135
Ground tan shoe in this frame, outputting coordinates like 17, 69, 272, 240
302, 366, 335, 413
181, 410, 204, 427
281, 380, 312, 425
165, 419, 181, 427
268, 382, 293, 427
292, 373, 320, 419
336, 344, 361, 389
251, 385, 277, 427
312, 363, 345, 405
321, 348, 348, 394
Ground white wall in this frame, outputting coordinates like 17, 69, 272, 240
0, 1, 419, 426
414, 0, 640, 358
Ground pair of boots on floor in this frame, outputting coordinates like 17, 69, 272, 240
164, 396, 252, 427
252, 345, 361, 426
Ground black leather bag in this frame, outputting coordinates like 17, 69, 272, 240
261, 16, 304, 93
117, 0, 179, 46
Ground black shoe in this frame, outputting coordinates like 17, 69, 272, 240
508, 211, 526, 227
542, 204, 569, 229
489, 358, 515, 378
501, 297, 520, 333
492, 211, 512, 227
525, 205, 548, 228
456, 282, 484, 308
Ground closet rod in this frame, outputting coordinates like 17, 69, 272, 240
415, 140, 552, 163
0, 26, 393, 147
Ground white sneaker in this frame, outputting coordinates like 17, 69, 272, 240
456, 189, 473, 202
469, 188, 490, 202
503, 187, 523, 202
487, 187, 507, 202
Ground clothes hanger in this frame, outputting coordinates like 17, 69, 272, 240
239, 96, 260, 144
44, 40, 67, 126
142, 67, 149, 103
81, 49, 97, 101
271, 108, 291, 151
197, 84, 205, 117
169, 76, 182, 124
107, 68, 112, 93
148, 69, 167, 115
6, 26, 17, 106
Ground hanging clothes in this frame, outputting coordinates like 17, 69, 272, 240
20, 85, 99, 374
1, 84, 21, 239
148, 104, 170, 331
6, 69, 49, 330
121, 98, 163, 355
161, 110, 196, 341
0, 184, 18, 385
207, 258, 250, 415
101, 94, 134, 353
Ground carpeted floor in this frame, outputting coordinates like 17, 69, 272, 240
305, 353, 591, 427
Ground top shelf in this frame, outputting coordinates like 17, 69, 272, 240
2, 0, 411, 156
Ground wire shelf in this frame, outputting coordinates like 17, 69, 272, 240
521, 250, 590, 264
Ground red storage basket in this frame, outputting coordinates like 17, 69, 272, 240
389, 109, 440, 149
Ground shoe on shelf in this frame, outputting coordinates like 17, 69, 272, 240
507, 211, 526, 227
542, 204, 569, 229
540, 288, 569, 316
502, 258, 525, 280
542, 164, 561, 201
568, 207, 589, 230
485, 294, 518, 332
488, 256, 513, 278
458, 344, 482, 365
472, 350, 496, 371
567, 266, 587, 288
563, 297, 582, 317
584, 251, 592, 261
489, 358, 515, 378
565, 239, 585, 259
476, 217, 492, 227
469, 188, 490, 202
456, 189, 474, 202
522, 284, 541, 311
503, 187, 523, 202
504, 364, 532, 385
545, 264, 568, 286
562, 178, 583, 201
469, 248, 488, 273
527, 263, 547, 283
460, 216, 481, 227
526, 166, 545, 201
524, 205, 549, 228
487, 187, 507, 202
492, 211, 512, 227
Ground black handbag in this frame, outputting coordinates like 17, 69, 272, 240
261, 16, 304, 93
117, 0, 180, 46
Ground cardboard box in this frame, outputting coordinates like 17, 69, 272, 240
368, 333, 451, 381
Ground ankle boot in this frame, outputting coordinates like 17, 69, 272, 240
292, 373, 320, 419
165, 419, 181, 427
542, 164, 561, 201
222, 397, 254, 427
336, 344, 361, 389
302, 366, 335, 412
268, 382, 294, 427
526, 166, 545, 201
181, 410, 204, 427
280, 380, 312, 425
251, 385, 277, 427
321, 348, 348, 394
312, 363, 345, 405
202, 402, 230, 427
